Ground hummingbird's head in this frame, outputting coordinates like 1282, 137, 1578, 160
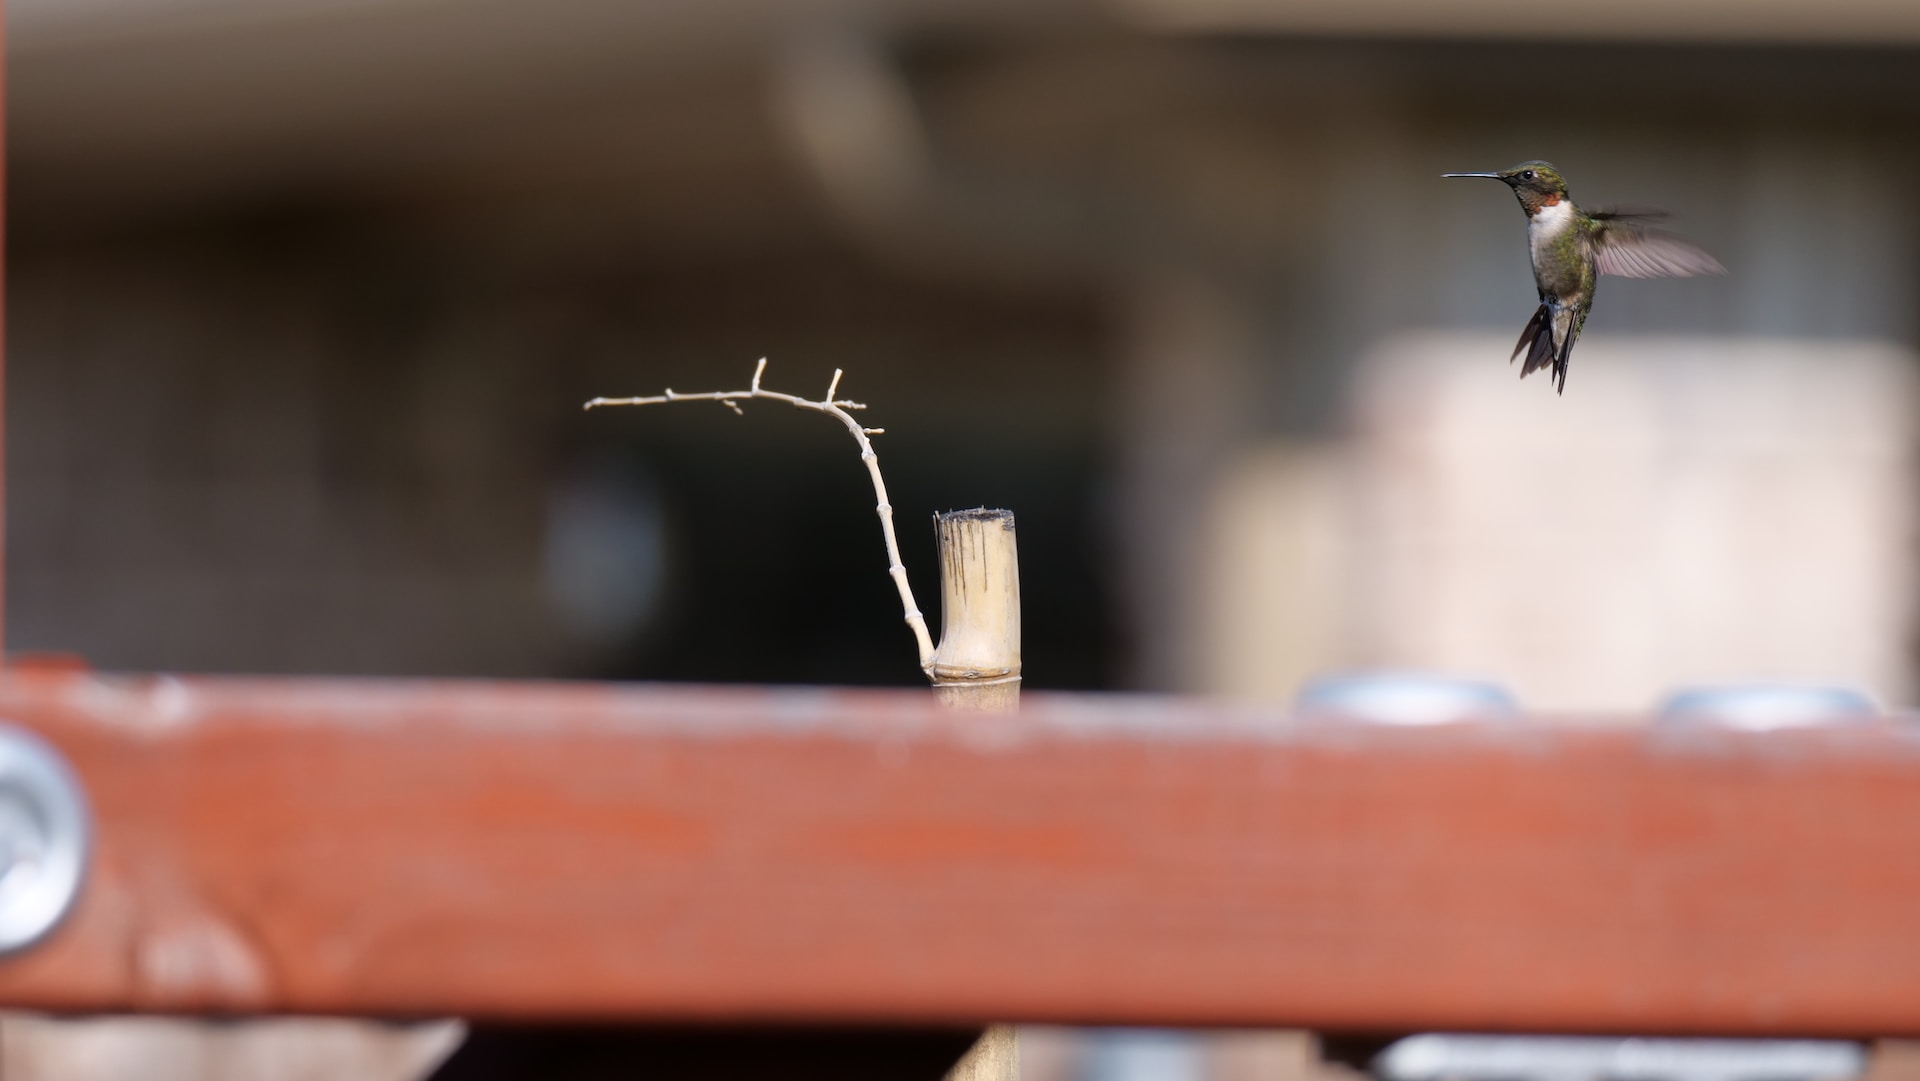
1443, 160, 1571, 217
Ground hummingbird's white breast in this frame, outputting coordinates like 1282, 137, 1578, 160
1528, 198, 1575, 243
1527, 197, 1578, 291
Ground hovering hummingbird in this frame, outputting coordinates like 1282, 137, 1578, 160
1444, 161, 1724, 394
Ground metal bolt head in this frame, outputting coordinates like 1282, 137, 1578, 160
1657, 684, 1880, 731
1295, 672, 1521, 726
0, 722, 91, 955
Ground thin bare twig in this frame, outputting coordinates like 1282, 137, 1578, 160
585, 359, 936, 678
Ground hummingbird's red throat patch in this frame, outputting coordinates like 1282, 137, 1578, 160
1539, 193, 1563, 206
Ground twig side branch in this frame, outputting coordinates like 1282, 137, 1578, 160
585, 359, 936, 677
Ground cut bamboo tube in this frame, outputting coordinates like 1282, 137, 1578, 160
946, 1025, 1018, 1081
931, 508, 1020, 1081
929, 508, 1020, 710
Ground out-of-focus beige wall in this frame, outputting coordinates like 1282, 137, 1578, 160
1201, 334, 1919, 711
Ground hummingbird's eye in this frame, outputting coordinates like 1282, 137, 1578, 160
1521, 170, 1535, 180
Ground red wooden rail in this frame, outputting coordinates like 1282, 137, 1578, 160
1, 668, 1917, 1035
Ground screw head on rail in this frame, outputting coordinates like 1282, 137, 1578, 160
1657, 684, 1880, 731
1294, 672, 1520, 726
0, 722, 91, 955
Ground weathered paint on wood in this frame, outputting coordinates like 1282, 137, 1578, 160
1, 669, 1918, 1034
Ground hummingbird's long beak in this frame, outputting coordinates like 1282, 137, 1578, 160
1442, 172, 1504, 179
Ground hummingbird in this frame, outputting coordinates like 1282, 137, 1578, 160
1444, 161, 1724, 394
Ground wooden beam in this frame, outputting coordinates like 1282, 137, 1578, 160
1, 669, 1917, 1034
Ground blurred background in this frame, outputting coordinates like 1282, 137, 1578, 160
8, 0, 1920, 1077
10, 0, 1920, 705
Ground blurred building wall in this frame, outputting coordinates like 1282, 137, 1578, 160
13, 28, 1919, 698
1202, 335, 1919, 711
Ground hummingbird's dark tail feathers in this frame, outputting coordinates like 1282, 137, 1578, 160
1552, 325, 1575, 395
1513, 304, 1557, 382
1511, 304, 1549, 364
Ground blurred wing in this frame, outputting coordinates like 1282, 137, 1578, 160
1588, 205, 1671, 223
1592, 222, 1726, 278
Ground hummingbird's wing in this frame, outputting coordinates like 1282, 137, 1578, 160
1590, 216, 1726, 278
1588, 206, 1671, 222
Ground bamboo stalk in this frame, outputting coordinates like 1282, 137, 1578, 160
929, 508, 1021, 711
931, 508, 1020, 1080
946, 1025, 1018, 1081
